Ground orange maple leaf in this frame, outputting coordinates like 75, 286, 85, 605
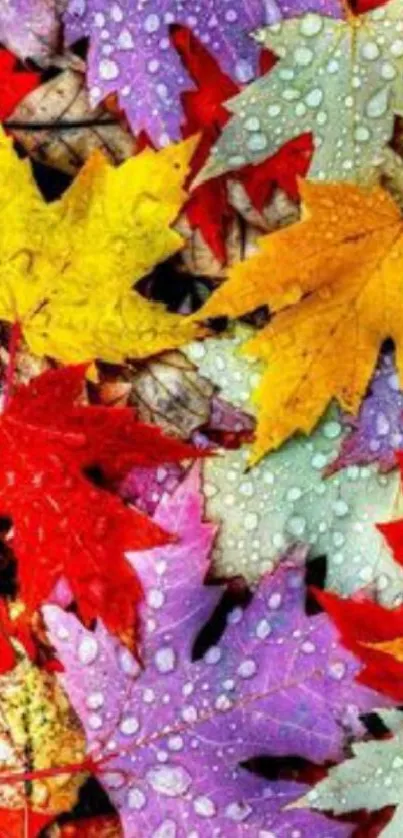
197, 181, 403, 463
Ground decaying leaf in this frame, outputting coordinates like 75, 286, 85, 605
128, 351, 214, 438
9, 69, 135, 176
0, 658, 85, 820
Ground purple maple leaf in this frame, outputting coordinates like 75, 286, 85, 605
120, 396, 254, 516
328, 353, 403, 475
64, 0, 341, 144
0, 0, 62, 61
43, 466, 382, 837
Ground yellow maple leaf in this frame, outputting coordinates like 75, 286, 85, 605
0, 128, 200, 364
196, 180, 403, 464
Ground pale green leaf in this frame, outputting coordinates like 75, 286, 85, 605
197, 1, 403, 185
186, 329, 403, 602
303, 729, 403, 838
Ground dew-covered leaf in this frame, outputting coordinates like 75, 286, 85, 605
9, 68, 135, 176
198, 0, 403, 185
185, 328, 403, 603
0, 364, 202, 647
64, 0, 341, 145
316, 509, 403, 703
195, 182, 403, 461
302, 726, 403, 838
328, 352, 403, 474
44, 467, 386, 836
0, 658, 85, 824
0, 128, 200, 365
0, 0, 63, 62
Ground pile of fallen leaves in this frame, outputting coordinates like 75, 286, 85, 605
1, 0, 403, 837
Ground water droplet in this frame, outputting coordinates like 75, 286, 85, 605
361, 41, 380, 60
104, 771, 125, 789
120, 716, 139, 736
237, 659, 257, 678
300, 14, 323, 37
305, 88, 324, 108
294, 46, 313, 66
204, 646, 222, 665
128, 786, 147, 810
365, 87, 389, 118
146, 764, 192, 797
86, 692, 104, 710
99, 58, 119, 80
152, 821, 177, 838
148, 589, 165, 609
193, 796, 216, 817
256, 618, 272, 639
154, 646, 176, 674
225, 801, 253, 822
78, 635, 99, 665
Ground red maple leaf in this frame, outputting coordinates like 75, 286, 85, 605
314, 452, 403, 703
315, 586, 403, 702
0, 807, 52, 838
0, 50, 40, 120
58, 815, 122, 837
171, 25, 312, 263
0, 365, 203, 654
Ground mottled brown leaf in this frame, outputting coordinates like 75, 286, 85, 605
0, 659, 85, 816
9, 69, 135, 175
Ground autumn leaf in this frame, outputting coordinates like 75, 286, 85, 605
126, 350, 214, 438
172, 25, 312, 264
9, 67, 135, 175
0, 49, 39, 119
0, 658, 86, 834
0, 808, 53, 838
0, 128, 200, 365
196, 181, 403, 462
0, 364, 202, 646
185, 327, 403, 602
198, 1, 403, 186
301, 727, 403, 837
327, 351, 403, 475
314, 463, 403, 703
0, 0, 61, 62
316, 589, 403, 703
43, 468, 385, 836
63, 0, 343, 144
54, 816, 123, 837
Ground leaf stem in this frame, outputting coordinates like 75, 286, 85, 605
4, 118, 118, 131
0, 757, 95, 785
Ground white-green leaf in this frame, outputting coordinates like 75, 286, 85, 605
197, 1, 403, 184
186, 328, 403, 603
303, 729, 403, 838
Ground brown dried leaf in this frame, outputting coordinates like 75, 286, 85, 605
99, 351, 214, 438
176, 187, 299, 278
130, 351, 214, 437
9, 69, 135, 175
0, 660, 86, 816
